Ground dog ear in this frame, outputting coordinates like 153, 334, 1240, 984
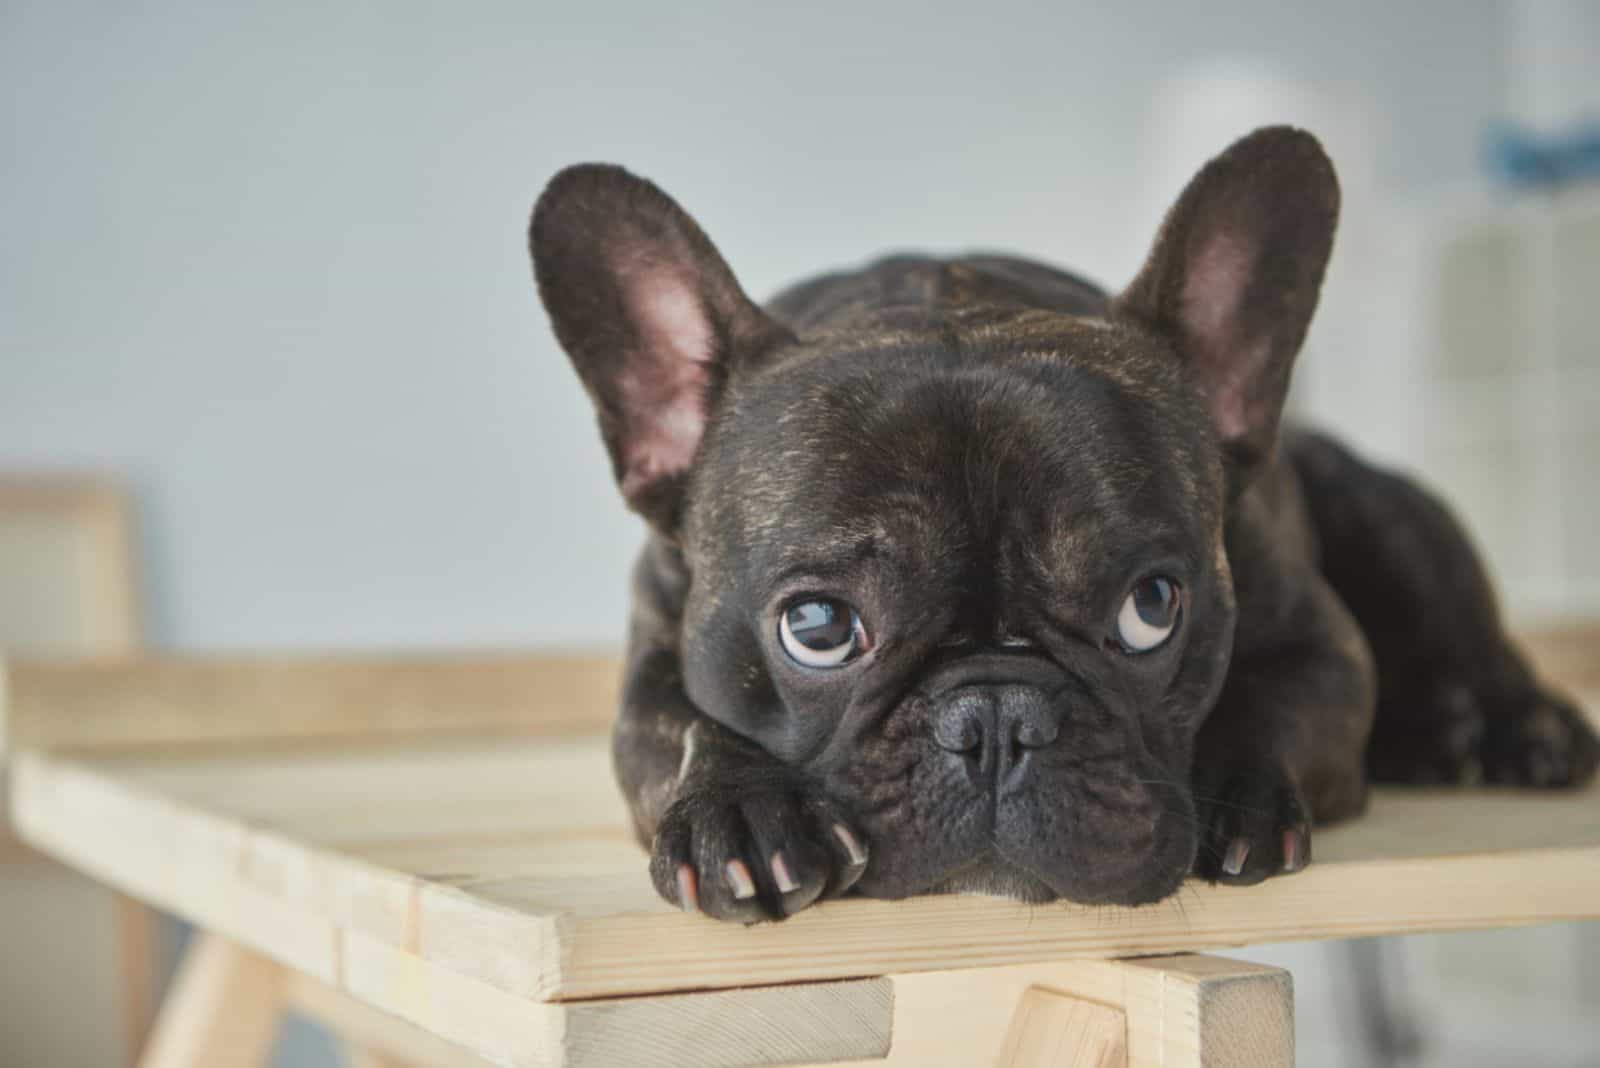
530, 165, 792, 531
1115, 126, 1339, 480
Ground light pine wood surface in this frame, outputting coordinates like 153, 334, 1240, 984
1, 654, 620, 757
996, 987, 1128, 1068
878, 956, 1293, 1068
3, 638, 1597, 1065
9, 724, 1600, 1007
998, 984, 1126, 1068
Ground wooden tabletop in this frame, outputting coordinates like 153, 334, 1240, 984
4, 647, 1599, 1067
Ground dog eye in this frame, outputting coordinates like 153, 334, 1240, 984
1113, 576, 1181, 653
779, 597, 869, 668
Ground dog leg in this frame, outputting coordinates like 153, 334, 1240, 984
1192, 572, 1375, 884
1288, 430, 1599, 788
615, 537, 870, 923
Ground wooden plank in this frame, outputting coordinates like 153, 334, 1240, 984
551, 975, 890, 1068
0, 653, 621, 754
10, 737, 1600, 1007
538, 838, 1598, 1000
137, 934, 284, 1068
9, 753, 893, 1067
10, 750, 346, 984
817, 956, 1290, 1068
338, 929, 892, 1068
996, 987, 1127, 1067
118, 893, 163, 1068
1049, 956, 1293, 1068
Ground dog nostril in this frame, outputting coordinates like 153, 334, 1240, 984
934, 720, 981, 754
1015, 717, 1058, 749
933, 691, 992, 754
999, 685, 1058, 750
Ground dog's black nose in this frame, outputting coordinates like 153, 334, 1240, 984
932, 685, 1059, 789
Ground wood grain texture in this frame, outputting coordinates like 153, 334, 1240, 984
1105, 955, 1292, 1068
812, 952, 1286, 1068
1, 654, 620, 755
8, 745, 892, 1066
10, 727, 1600, 1006
332, 930, 891, 1068
997, 987, 1127, 1068
809, 955, 1290, 1068
4, 634, 1596, 1067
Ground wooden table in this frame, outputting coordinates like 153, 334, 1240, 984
3, 647, 1598, 1068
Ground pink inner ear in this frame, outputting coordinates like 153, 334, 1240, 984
1179, 231, 1261, 445
616, 267, 715, 501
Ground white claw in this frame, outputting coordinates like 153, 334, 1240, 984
725, 860, 756, 899
833, 824, 868, 867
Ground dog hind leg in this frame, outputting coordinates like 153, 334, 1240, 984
1286, 430, 1598, 788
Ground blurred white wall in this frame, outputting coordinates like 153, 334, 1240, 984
0, 0, 1511, 651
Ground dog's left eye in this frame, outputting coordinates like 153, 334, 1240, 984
1113, 576, 1181, 653
779, 597, 869, 668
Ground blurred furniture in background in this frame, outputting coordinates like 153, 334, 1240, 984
0, 479, 140, 652
1300, 183, 1600, 622
0, 477, 161, 1067
1406, 186, 1600, 622
2, 643, 1596, 1067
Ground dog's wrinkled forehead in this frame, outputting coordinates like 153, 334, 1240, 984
689, 316, 1223, 590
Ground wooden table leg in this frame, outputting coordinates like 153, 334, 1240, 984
137, 933, 285, 1068
812, 952, 1294, 1068
117, 894, 163, 1067
997, 987, 1128, 1067
1108, 954, 1294, 1067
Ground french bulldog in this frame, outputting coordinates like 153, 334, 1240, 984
529, 127, 1599, 922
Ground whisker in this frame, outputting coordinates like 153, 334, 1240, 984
1134, 778, 1273, 818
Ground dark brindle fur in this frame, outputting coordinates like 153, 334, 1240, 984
529, 127, 1598, 922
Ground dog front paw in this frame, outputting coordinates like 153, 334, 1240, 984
649, 774, 869, 923
1191, 764, 1311, 886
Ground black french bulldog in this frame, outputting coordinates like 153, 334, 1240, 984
529, 127, 1599, 922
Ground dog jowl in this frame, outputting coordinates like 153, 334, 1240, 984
529, 127, 1600, 922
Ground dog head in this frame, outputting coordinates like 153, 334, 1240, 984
531, 126, 1338, 905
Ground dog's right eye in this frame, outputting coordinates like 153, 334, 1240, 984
1112, 575, 1182, 654
779, 597, 870, 668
